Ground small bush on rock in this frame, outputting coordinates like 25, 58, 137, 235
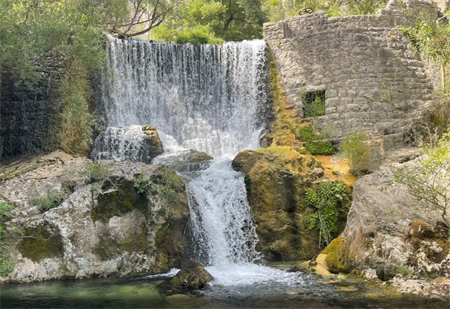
305, 140, 335, 155
394, 130, 450, 229
0, 251, 14, 277
134, 174, 151, 194
340, 130, 371, 174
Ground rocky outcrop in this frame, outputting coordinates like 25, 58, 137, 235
153, 149, 213, 173
324, 164, 450, 280
0, 153, 189, 283
232, 146, 352, 261
169, 260, 213, 291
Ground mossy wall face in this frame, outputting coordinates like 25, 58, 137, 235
92, 180, 148, 223
150, 166, 190, 273
17, 224, 64, 262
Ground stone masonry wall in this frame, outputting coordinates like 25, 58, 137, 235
264, 0, 441, 150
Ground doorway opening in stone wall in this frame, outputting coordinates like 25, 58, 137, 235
301, 90, 326, 118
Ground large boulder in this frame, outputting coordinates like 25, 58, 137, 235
232, 146, 351, 261
324, 164, 450, 280
0, 154, 189, 283
169, 260, 213, 291
153, 149, 213, 173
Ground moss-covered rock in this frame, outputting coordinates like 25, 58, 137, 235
1, 157, 191, 283
17, 224, 64, 262
149, 166, 190, 274
232, 147, 321, 261
92, 179, 148, 223
322, 236, 348, 274
169, 260, 213, 291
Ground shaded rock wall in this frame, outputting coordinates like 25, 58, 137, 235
0, 155, 189, 282
0, 72, 62, 163
263, 0, 440, 150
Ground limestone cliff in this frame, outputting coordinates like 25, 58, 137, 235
0, 153, 189, 283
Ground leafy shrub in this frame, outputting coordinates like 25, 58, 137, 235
306, 182, 349, 246
0, 202, 14, 241
299, 125, 321, 142
394, 130, 450, 229
305, 140, 335, 155
134, 174, 151, 194
36, 193, 63, 213
0, 251, 14, 277
79, 162, 112, 184
301, 91, 326, 118
27, 183, 63, 213
340, 130, 371, 174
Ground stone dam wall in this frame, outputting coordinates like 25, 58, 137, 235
264, 0, 441, 150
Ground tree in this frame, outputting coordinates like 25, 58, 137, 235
152, 0, 268, 44
403, 17, 450, 89
394, 131, 450, 229
111, 0, 177, 39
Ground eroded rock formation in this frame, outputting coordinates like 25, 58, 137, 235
0, 153, 189, 283
324, 164, 450, 280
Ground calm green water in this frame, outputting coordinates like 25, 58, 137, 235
1, 272, 448, 309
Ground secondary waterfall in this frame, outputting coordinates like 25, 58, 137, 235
95, 37, 271, 273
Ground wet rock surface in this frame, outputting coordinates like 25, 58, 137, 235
169, 260, 213, 291
154, 149, 213, 173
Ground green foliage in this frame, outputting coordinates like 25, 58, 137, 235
264, 0, 388, 22
306, 182, 348, 246
394, 129, 450, 229
340, 129, 371, 174
301, 91, 326, 118
27, 184, 63, 213
79, 162, 112, 184
305, 140, 335, 155
0, 202, 15, 241
299, 126, 321, 142
299, 125, 335, 155
151, 167, 183, 205
36, 193, 63, 213
0, 251, 15, 277
400, 16, 450, 90
152, 0, 268, 44
431, 86, 450, 130
401, 19, 450, 68
134, 174, 151, 194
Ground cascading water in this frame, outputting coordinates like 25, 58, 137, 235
99, 37, 270, 157
95, 37, 305, 287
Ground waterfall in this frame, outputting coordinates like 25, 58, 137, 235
96, 37, 272, 276
99, 38, 270, 157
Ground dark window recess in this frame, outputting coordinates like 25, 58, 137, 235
302, 90, 326, 118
